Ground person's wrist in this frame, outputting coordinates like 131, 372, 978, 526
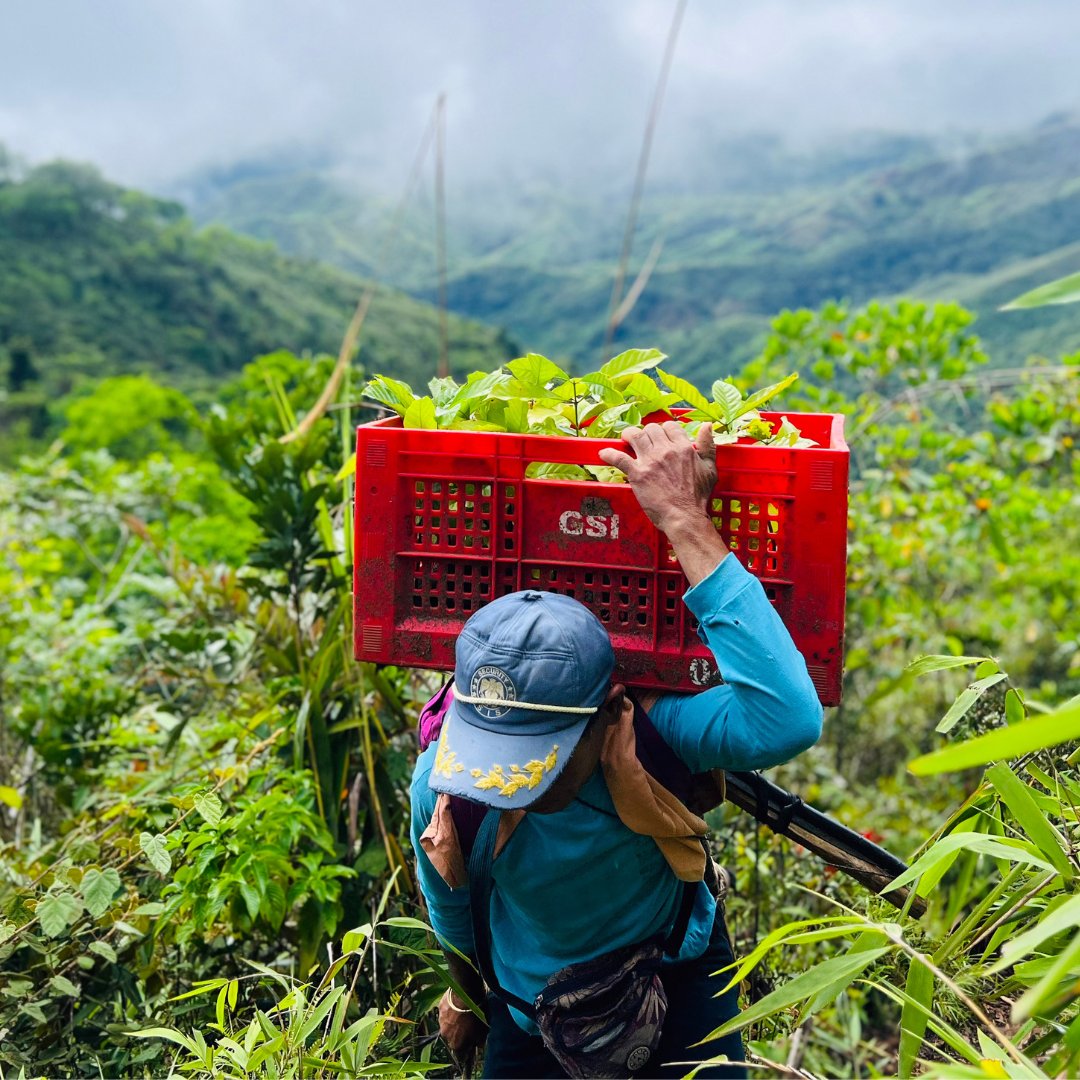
656, 507, 711, 539
442, 988, 470, 1014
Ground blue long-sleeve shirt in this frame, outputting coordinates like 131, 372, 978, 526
409, 555, 823, 1031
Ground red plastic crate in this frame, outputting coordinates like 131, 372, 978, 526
353, 412, 848, 705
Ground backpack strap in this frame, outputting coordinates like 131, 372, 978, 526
627, 689, 694, 804
449, 795, 488, 863
467, 808, 538, 1018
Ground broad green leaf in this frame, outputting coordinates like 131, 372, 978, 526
194, 791, 224, 828
89, 940, 117, 963
599, 348, 666, 379
584, 465, 628, 484
427, 376, 461, 406
506, 353, 568, 393
38, 891, 84, 937
910, 699, 1080, 774
554, 373, 623, 402
899, 959, 934, 1078
79, 867, 121, 918
709, 947, 891, 1037
936, 672, 1008, 733
238, 880, 261, 920
402, 396, 437, 430
586, 401, 639, 438
525, 415, 573, 437
460, 368, 512, 405
710, 380, 744, 426
905, 654, 993, 679
1001, 270, 1080, 310
262, 881, 287, 929
503, 399, 529, 433
885, 834, 1055, 892
657, 369, 714, 414
131, 901, 165, 916
139, 832, 172, 876
574, 399, 612, 429
21, 1001, 48, 1025
1005, 689, 1026, 726
986, 763, 1073, 877
617, 373, 677, 406
525, 463, 591, 481
447, 417, 508, 432
343, 924, 373, 953
50, 973, 81, 998
737, 372, 800, 417
525, 403, 563, 423
361, 375, 416, 415
766, 415, 816, 448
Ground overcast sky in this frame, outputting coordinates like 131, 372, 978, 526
2, 0, 1079, 192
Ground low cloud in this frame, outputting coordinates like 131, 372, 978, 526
2, 0, 1078, 190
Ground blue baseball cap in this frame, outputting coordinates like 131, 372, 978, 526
427, 590, 615, 810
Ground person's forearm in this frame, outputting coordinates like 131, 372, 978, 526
661, 510, 729, 587
445, 949, 486, 1014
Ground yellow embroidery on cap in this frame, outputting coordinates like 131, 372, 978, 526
432, 726, 465, 779
470, 745, 560, 797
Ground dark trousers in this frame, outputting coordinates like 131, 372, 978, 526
481, 906, 746, 1078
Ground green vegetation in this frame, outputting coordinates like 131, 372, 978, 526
359, 350, 806, 458
0, 156, 516, 461
188, 115, 1080, 382
2, 293, 1077, 1075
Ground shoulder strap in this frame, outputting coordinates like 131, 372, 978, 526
467, 808, 537, 1018
630, 689, 727, 817
449, 796, 487, 862
627, 689, 694, 803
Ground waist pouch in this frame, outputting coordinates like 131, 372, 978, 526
534, 936, 667, 1078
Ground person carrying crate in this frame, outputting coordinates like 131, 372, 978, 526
409, 421, 823, 1079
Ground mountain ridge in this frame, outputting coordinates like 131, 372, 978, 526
183, 116, 1080, 378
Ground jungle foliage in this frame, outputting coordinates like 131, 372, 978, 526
1, 300, 1078, 1078
0, 155, 516, 463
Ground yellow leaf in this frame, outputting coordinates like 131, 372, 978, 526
0, 786, 22, 810
334, 453, 356, 482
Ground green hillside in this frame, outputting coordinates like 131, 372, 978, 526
0, 159, 516, 452
186, 117, 1080, 380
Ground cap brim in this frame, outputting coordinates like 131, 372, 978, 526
427, 700, 592, 810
